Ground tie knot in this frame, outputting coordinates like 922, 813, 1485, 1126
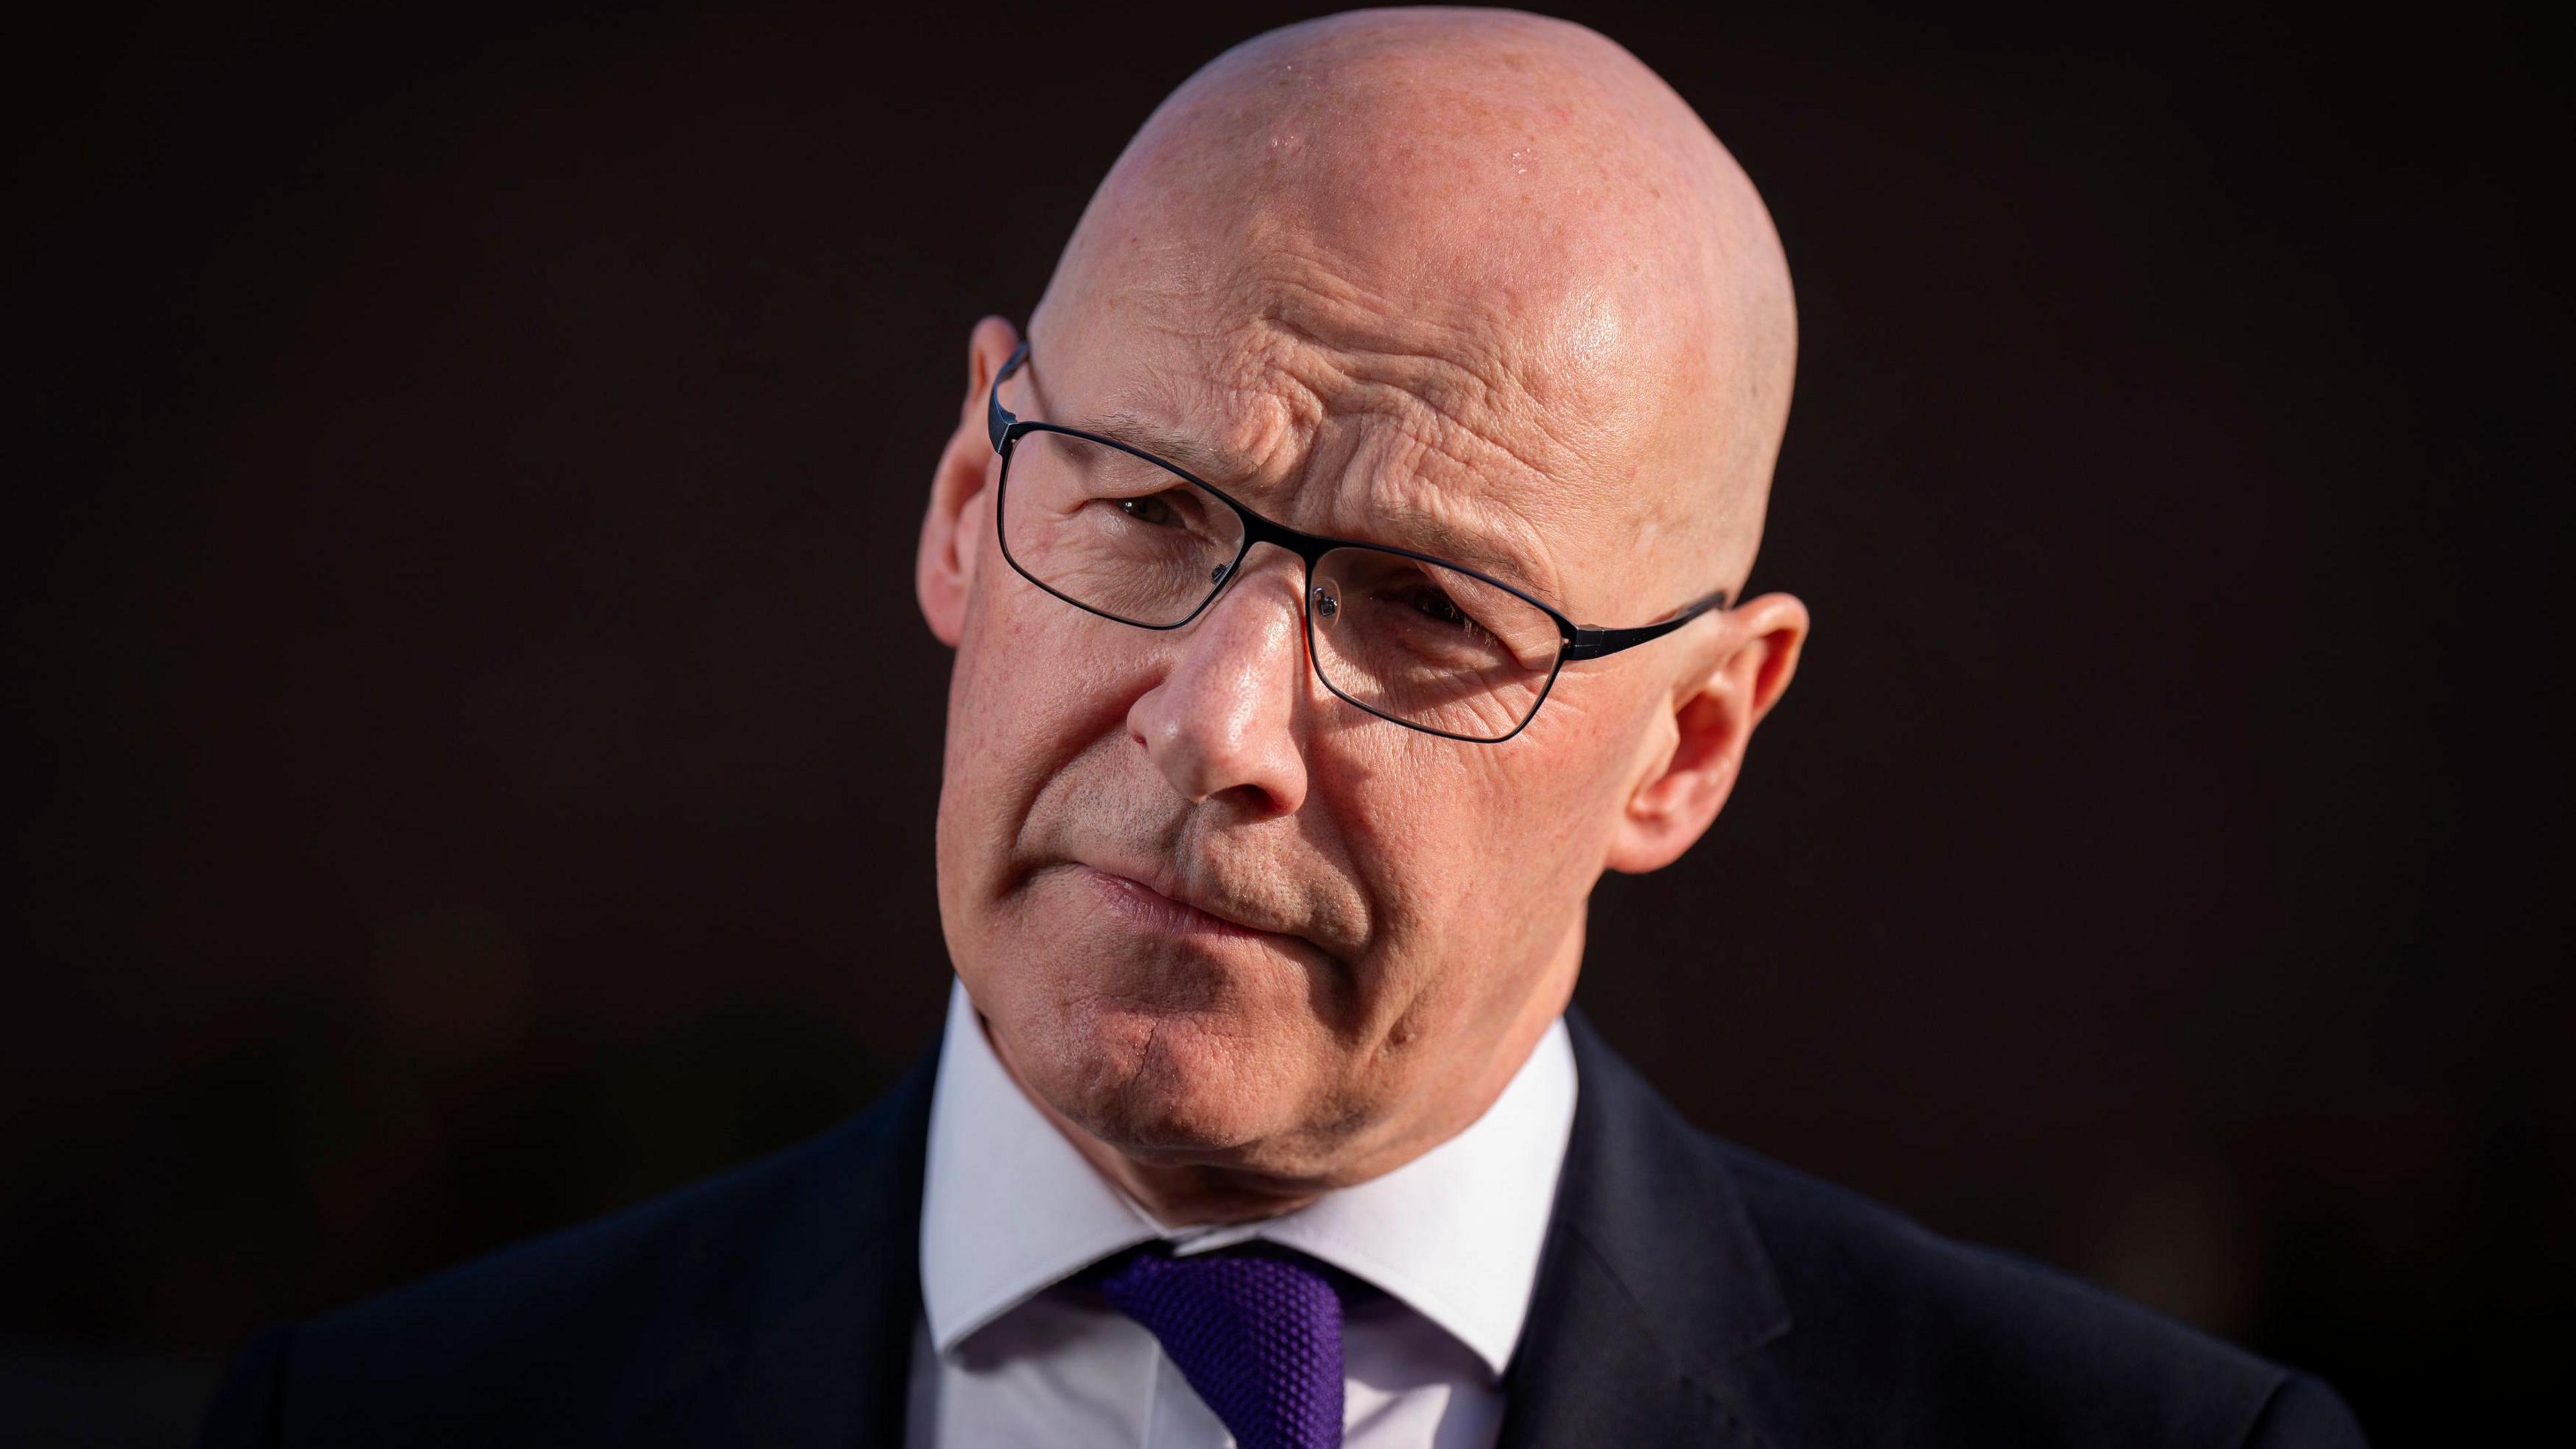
1099, 1245, 1346, 1449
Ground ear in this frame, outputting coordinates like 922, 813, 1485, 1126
1605, 591, 1809, 874
917, 316, 1023, 647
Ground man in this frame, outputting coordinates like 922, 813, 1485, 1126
201, 9, 2365, 1446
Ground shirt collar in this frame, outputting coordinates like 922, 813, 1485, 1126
917, 977, 1578, 1379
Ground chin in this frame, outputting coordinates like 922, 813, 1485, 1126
965, 875, 1350, 1160
1020, 979, 1317, 1159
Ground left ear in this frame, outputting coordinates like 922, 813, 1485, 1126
918, 316, 1022, 647
1605, 591, 1809, 874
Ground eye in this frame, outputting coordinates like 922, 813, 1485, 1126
1119, 494, 1184, 528
1402, 586, 1493, 639
1410, 590, 1468, 627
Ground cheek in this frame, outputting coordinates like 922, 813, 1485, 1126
936, 564, 1149, 925
1316, 710, 1625, 978
1506, 679, 1660, 874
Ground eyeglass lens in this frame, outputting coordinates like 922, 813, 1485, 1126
999, 429, 1561, 740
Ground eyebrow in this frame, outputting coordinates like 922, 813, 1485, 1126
1085, 410, 1256, 486
1081, 409, 1556, 601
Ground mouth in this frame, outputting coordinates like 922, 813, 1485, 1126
1071, 863, 1307, 949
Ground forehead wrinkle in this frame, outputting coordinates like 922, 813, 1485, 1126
1230, 248, 1626, 478
1118, 319, 1591, 606
1334, 437, 1572, 606
1082, 383, 1575, 608
1215, 256, 1644, 592
1085, 345, 1311, 491
1066, 356, 1566, 608
1252, 338, 1598, 611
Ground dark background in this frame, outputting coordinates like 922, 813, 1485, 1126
7, 1, 2568, 1442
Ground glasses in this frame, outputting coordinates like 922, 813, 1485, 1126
985, 341, 1728, 743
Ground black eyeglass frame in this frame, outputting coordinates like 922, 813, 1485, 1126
985, 340, 1729, 743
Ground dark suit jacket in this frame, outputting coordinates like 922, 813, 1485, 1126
199, 1012, 2366, 1446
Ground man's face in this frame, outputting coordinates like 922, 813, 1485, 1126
916, 20, 1807, 1190
927, 233, 1705, 1184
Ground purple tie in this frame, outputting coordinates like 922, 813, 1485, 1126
1100, 1246, 1346, 1449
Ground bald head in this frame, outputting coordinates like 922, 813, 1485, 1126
1032, 7, 1795, 598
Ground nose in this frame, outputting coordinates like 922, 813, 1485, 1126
1126, 552, 1312, 816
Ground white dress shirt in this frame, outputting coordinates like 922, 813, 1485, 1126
906, 978, 1578, 1448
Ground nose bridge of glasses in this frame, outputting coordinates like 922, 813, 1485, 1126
1223, 513, 1340, 626
1222, 500, 1338, 568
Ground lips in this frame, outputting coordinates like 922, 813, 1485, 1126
1072, 863, 1310, 949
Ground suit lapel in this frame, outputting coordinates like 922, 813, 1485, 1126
627, 1040, 941, 1446
1498, 1011, 1793, 1449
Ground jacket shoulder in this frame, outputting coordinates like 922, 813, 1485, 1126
200, 1057, 934, 1448
1713, 1141, 2365, 1446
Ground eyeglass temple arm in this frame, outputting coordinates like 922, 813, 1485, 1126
987, 341, 1032, 451
1562, 590, 1731, 661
